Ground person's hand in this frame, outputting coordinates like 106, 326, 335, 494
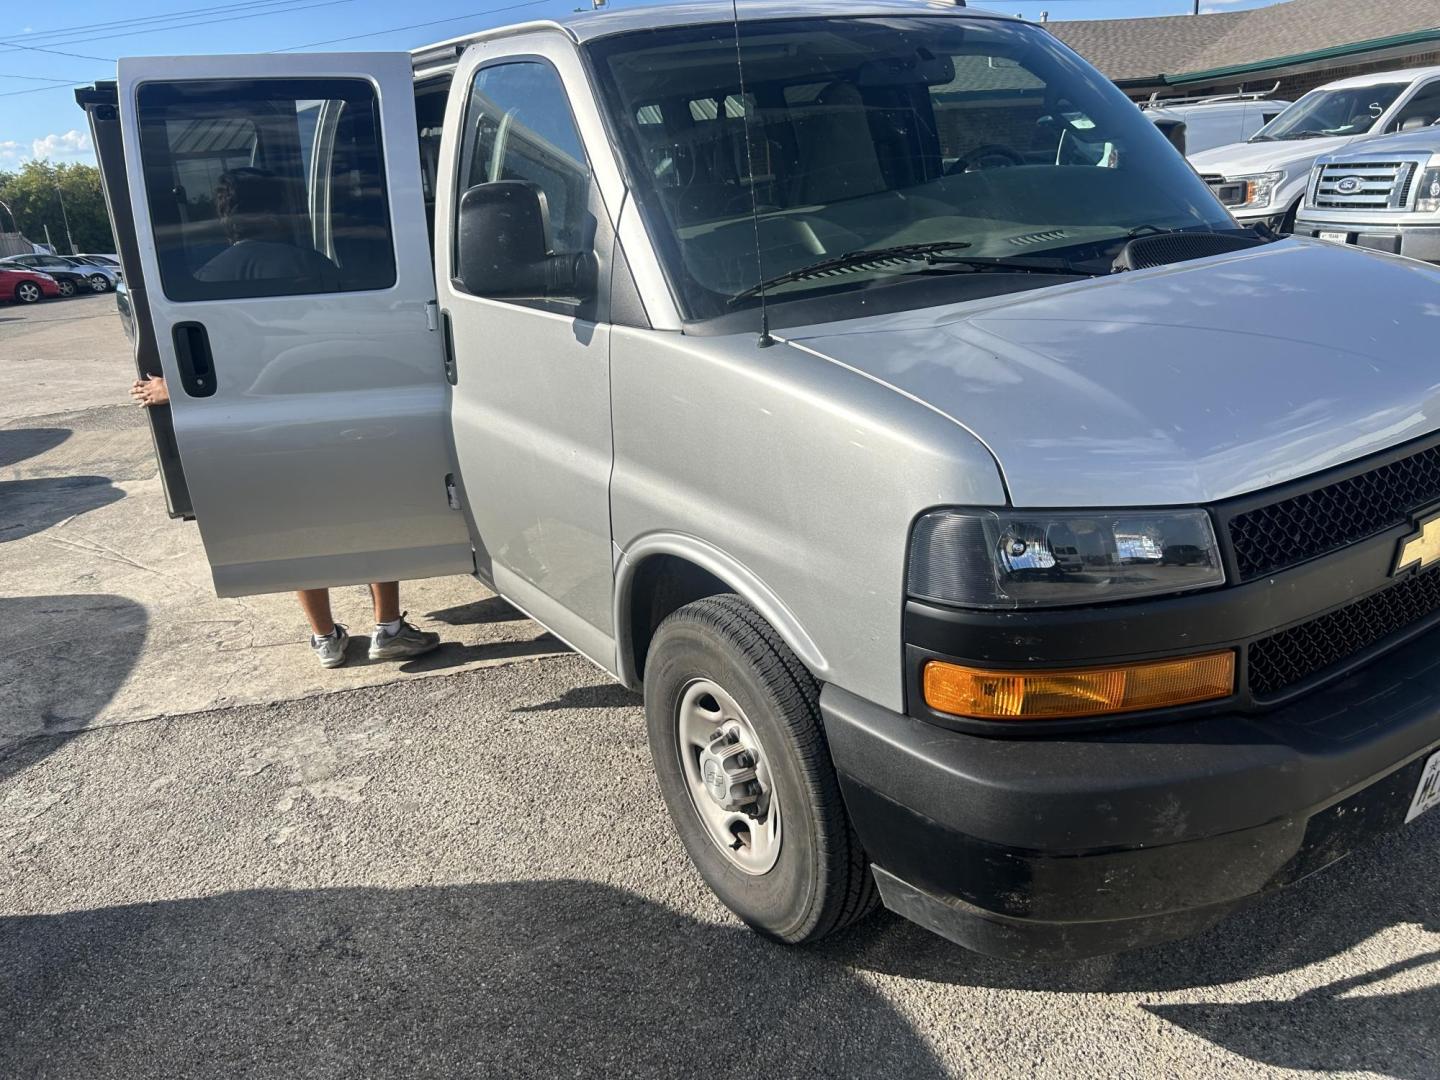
130, 374, 169, 408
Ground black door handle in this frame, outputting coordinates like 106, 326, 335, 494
172, 322, 217, 398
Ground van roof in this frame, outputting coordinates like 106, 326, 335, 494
414, 0, 1007, 59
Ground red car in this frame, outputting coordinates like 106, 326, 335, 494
1, 266, 61, 304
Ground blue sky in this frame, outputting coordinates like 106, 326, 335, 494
0, 0, 1281, 168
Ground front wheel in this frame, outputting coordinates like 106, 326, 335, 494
14, 282, 42, 303
644, 594, 877, 943
57, 278, 76, 298
88, 274, 111, 293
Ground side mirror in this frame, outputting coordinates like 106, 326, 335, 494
454, 180, 594, 301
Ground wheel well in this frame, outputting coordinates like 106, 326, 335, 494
627, 555, 730, 682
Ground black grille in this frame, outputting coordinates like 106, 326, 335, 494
1248, 566, 1440, 698
1229, 442, 1440, 580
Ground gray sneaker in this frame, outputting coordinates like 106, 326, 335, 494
311, 626, 350, 668
368, 614, 440, 661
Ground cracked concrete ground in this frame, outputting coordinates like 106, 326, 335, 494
1, 294, 1438, 1078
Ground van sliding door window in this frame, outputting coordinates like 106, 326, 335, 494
454, 61, 594, 303
135, 78, 396, 301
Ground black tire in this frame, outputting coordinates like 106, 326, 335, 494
14, 282, 42, 304
57, 278, 76, 298
88, 273, 111, 293
644, 594, 877, 943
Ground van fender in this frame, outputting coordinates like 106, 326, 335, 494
613, 532, 829, 688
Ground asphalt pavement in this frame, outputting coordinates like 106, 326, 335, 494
1, 293, 1437, 1079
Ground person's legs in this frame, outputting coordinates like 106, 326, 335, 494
297, 588, 336, 636
367, 581, 440, 661
369, 581, 401, 626
298, 588, 350, 668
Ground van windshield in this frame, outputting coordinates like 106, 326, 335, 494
588, 16, 1233, 321
1251, 84, 1406, 142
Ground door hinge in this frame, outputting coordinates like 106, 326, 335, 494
440, 308, 458, 385
445, 473, 461, 510
425, 300, 439, 331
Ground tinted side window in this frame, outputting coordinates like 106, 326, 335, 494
455, 61, 593, 282
1392, 82, 1440, 130
135, 78, 396, 301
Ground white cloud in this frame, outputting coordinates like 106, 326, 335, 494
30, 129, 93, 162
0, 141, 21, 164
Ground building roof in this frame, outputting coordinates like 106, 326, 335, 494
1050, 0, 1440, 86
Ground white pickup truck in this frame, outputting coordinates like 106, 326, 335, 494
79, 0, 1440, 960
1191, 65, 1440, 232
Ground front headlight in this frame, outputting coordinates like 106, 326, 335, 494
1233, 171, 1283, 208
1415, 166, 1440, 213
909, 508, 1225, 609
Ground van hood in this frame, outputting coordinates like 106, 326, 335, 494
1189, 136, 1351, 175
782, 241, 1440, 507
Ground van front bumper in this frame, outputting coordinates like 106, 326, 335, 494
820, 627, 1440, 961
1294, 217, 1440, 263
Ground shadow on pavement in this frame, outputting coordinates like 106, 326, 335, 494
1145, 952, 1440, 1079
0, 476, 124, 544
396, 634, 564, 674
426, 595, 529, 625
514, 682, 641, 712
826, 809, 1439, 1071
0, 427, 69, 470
0, 880, 945, 1079
0, 594, 147, 782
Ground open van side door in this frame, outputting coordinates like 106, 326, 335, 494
80, 54, 473, 597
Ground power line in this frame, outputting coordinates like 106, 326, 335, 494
5, 0, 321, 47
0, 72, 81, 82
0, 0, 358, 54
0, 42, 116, 63
277, 0, 555, 51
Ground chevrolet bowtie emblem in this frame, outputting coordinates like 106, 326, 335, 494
1394, 513, 1440, 575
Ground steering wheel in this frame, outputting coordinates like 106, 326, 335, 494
945, 144, 1026, 175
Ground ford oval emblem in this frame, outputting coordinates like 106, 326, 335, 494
1336, 176, 1362, 194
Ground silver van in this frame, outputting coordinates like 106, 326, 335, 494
80, 0, 1440, 960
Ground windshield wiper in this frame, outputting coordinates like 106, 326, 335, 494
924, 253, 1100, 276
729, 241, 1095, 302
730, 241, 975, 302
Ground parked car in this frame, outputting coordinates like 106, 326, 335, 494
58, 256, 120, 291
1295, 128, 1440, 260
0, 253, 113, 295
1191, 65, 1440, 231
1141, 91, 1290, 156
79, 0, 1440, 961
0, 265, 61, 303
75, 252, 120, 267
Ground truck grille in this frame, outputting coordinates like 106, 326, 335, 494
1311, 160, 1417, 210
1248, 565, 1440, 698
1228, 440, 1440, 581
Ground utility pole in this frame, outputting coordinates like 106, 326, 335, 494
53, 174, 76, 254
43, 223, 54, 253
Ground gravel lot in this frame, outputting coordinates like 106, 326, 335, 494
1, 293, 1437, 1079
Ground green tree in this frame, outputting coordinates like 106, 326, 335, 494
0, 160, 115, 254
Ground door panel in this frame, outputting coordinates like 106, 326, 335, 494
115, 54, 472, 596
437, 45, 617, 666
80, 82, 195, 517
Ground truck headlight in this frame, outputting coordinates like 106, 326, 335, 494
909, 508, 1225, 608
1416, 167, 1440, 212
1233, 171, 1282, 208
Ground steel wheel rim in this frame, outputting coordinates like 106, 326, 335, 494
18, 283, 38, 301
676, 678, 781, 875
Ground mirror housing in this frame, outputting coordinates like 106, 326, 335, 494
454, 180, 594, 300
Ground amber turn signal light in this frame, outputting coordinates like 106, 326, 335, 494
922, 651, 1235, 721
